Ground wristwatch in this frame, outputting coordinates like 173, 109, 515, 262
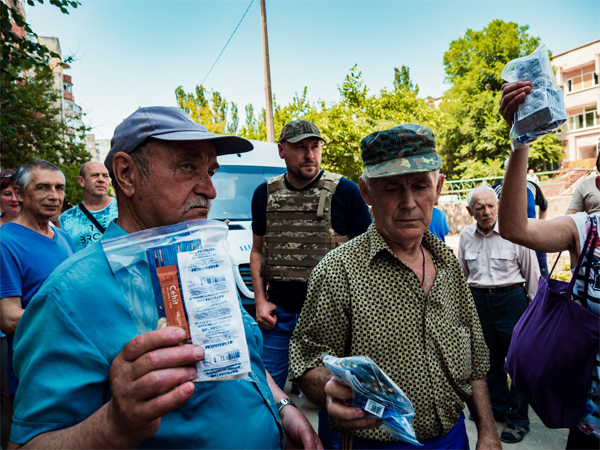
276, 397, 296, 413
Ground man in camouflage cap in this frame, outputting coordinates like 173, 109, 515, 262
250, 118, 372, 447
290, 124, 501, 449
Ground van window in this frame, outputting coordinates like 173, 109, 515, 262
209, 165, 286, 221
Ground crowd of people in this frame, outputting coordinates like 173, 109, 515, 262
0, 83, 597, 450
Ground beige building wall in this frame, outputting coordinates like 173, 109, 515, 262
552, 40, 600, 163
37, 36, 84, 135
86, 134, 111, 162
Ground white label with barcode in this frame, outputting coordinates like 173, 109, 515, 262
178, 247, 251, 381
364, 399, 384, 418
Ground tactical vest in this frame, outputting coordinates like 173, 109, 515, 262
260, 172, 348, 283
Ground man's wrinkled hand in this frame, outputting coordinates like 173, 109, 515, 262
324, 378, 381, 430
476, 432, 502, 450
106, 327, 204, 446
499, 81, 531, 127
279, 404, 323, 450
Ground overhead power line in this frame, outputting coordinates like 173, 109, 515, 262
201, 0, 255, 86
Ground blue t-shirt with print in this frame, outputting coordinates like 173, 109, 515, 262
59, 198, 118, 252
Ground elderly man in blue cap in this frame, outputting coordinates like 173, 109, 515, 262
9, 107, 321, 449
289, 124, 501, 449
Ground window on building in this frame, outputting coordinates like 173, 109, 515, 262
566, 65, 599, 93
569, 106, 597, 130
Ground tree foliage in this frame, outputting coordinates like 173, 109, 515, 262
178, 65, 440, 182
2, 64, 90, 204
175, 20, 568, 183
437, 20, 562, 179
1, 0, 79, 83
1, 0, 91, 205
175, 85, 239, 135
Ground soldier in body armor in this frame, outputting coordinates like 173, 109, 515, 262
250, 119, 372, 447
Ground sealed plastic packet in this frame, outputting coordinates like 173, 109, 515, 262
501, 43, 566, 147
102, 219, 251, 382
322, 354, 421, 446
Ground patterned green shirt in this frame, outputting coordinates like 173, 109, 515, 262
289, 223, 490, 442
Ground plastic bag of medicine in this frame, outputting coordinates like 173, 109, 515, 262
323, 354, 421, 445
102, 219, 251, 382
501, 43, 566, 145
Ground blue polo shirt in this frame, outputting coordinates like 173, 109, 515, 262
11, 221, 282, 448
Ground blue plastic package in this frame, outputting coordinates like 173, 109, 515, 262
501, 43, 566, 145
102, 219, 252, 382
323, 354, 421, 446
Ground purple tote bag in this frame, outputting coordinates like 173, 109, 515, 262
505, 229, 600, 429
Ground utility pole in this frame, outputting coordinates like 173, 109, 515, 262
260, 0, 275, 142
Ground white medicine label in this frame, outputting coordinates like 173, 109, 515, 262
177, 247, 251, 381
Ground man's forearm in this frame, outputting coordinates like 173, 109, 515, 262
0, 296, 24, 336
297, 367, 331, 409
249, 248, 267, 301
469, 377, 500, 445
9, 402, 139, 450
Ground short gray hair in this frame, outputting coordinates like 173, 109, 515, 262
467, 184, 497, 209
14, 160, 65, 193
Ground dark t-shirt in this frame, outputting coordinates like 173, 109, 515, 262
252, 170, 372, 312
492, 180, 548, 219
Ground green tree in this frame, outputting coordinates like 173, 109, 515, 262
1, 0, 90, 205
437, 20, 562, 179
1, 0, 79, 83
529, 132, 565, 170
176, 65, 440, 182
2, 65, 90, 204
175, 85, 239, 135
316, 65, 440, 182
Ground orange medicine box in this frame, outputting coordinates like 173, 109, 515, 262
157, 265, 190, 339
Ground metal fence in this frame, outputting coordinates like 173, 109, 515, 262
441, 168, 591, 202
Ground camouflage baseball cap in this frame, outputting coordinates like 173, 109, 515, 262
279, 119, 325, 144
360, 123, 441, 178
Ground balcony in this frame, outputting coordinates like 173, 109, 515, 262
64, 92, 73, 101
63, 74, 72, 84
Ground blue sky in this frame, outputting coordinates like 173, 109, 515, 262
26, 0, 599, 140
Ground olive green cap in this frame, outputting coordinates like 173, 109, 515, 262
279, 120, 325, 144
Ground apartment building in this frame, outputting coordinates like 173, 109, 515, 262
552, 40, 600, 162
38, 36, 85, 137
86, 134, 111, 163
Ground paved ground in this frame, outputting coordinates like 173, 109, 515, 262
288, 382, 569, 449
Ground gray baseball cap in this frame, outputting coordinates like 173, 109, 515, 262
361, 124, 441, 178
278, 119, 325, 144
105, 106, 253, 175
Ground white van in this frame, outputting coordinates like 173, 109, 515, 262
209, 140, 286, 315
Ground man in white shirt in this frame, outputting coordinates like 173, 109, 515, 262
458, 184, 540, 445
